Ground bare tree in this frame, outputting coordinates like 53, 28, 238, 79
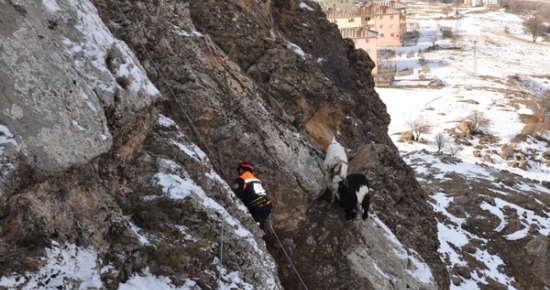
406, 117, 434, 141
467, 110, 491, 133
442, 5, 452, 17
448, 144, 462, 157
535, 90, 550, 117
523, 17, 544, 43
408, 22, 420, 34
435, 132, 448, 154
531, 90, 550, 137
428, 33, 441, 47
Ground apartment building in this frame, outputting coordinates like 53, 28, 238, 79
319, 0, 355, 9
374, 7, 402, 47
339, 28, 379, 74
325, 6, 375, 29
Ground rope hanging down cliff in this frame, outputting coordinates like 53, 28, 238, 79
110, 0, 231, 183
109, 2, 308, 289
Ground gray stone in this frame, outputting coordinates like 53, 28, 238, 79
0, 0, 158, 192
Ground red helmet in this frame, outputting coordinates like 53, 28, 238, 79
237, 160, 255, 173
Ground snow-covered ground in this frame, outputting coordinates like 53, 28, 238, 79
378, 2, 550, 289
379, 2, 550, 182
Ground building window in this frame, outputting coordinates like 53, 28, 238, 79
366, 39, 370, 43
391, 33, 395, 37
334, 19, 338, 23
380, 25, 383, 29
367, 49, 371, 53
380, 33, 384, 37
348, 18, 355, 22
365, 17, 370, 21
390, 24, 394, 28
380, 16, 383, 20
354, 39, 358, 44
390, 15, 394, 19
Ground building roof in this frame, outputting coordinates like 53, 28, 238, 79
325, 7, 375, 18
373, 6, 402, 15
387, 7, 402, 14
340, 27, 379, 38
370, 0, 407, 9
324, 1, 406, 19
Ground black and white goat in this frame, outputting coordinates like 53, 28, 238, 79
338, 174, 370, 220
324, 142, 348, 204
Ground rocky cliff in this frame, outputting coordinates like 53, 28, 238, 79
0, 0, 447, 289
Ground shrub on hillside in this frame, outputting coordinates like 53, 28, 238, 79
529, 90, 550, 138
523, 17, 544, 43
466, 110, 491, 134
405, 117, 433, 141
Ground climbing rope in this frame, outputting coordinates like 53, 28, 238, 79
110, 0, 231, 183
269, 220, 309, 290
218, 219, 224, 284
110, 3, 307, 289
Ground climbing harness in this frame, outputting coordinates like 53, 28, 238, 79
247, 195, 269, 208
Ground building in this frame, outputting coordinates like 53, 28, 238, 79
325, 6, 375, 29
440, 25, 453, 38
371, 0, 408, 14
320, 0, 355, 9
326, 3, 406, 47
339, 28, 379, 74
468, 0, 500, 6
373, 7, 402, 47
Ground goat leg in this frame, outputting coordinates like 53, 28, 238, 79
361, 195, 370, 220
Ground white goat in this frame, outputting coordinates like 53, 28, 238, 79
323, 141, 348, 204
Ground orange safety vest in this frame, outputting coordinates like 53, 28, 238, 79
237, 171, 269, 208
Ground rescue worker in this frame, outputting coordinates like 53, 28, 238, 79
232, 160, 272, 232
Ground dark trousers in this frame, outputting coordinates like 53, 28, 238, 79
251, 202, 272, 232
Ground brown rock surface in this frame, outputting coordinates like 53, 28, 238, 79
0, 0, 449, 288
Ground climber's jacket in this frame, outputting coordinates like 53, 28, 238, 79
232, 171, 270, 210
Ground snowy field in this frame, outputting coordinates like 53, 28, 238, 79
378, 2, 550, 289
379, 2, 550, 181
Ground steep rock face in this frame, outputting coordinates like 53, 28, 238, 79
0, 0, 158, 193
0, 0, 282, 288
91, 0, 329, 232
0, 0, 448, 289
405, 150, 550, 289
187, 0, 392, 149
90, 0, 447, 288
349, 145, 447, 285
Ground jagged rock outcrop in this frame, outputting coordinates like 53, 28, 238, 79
0, 0, 157, 191
1, 0, 281, 288
402, 148, 550, 289
1, 0, 448, 288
